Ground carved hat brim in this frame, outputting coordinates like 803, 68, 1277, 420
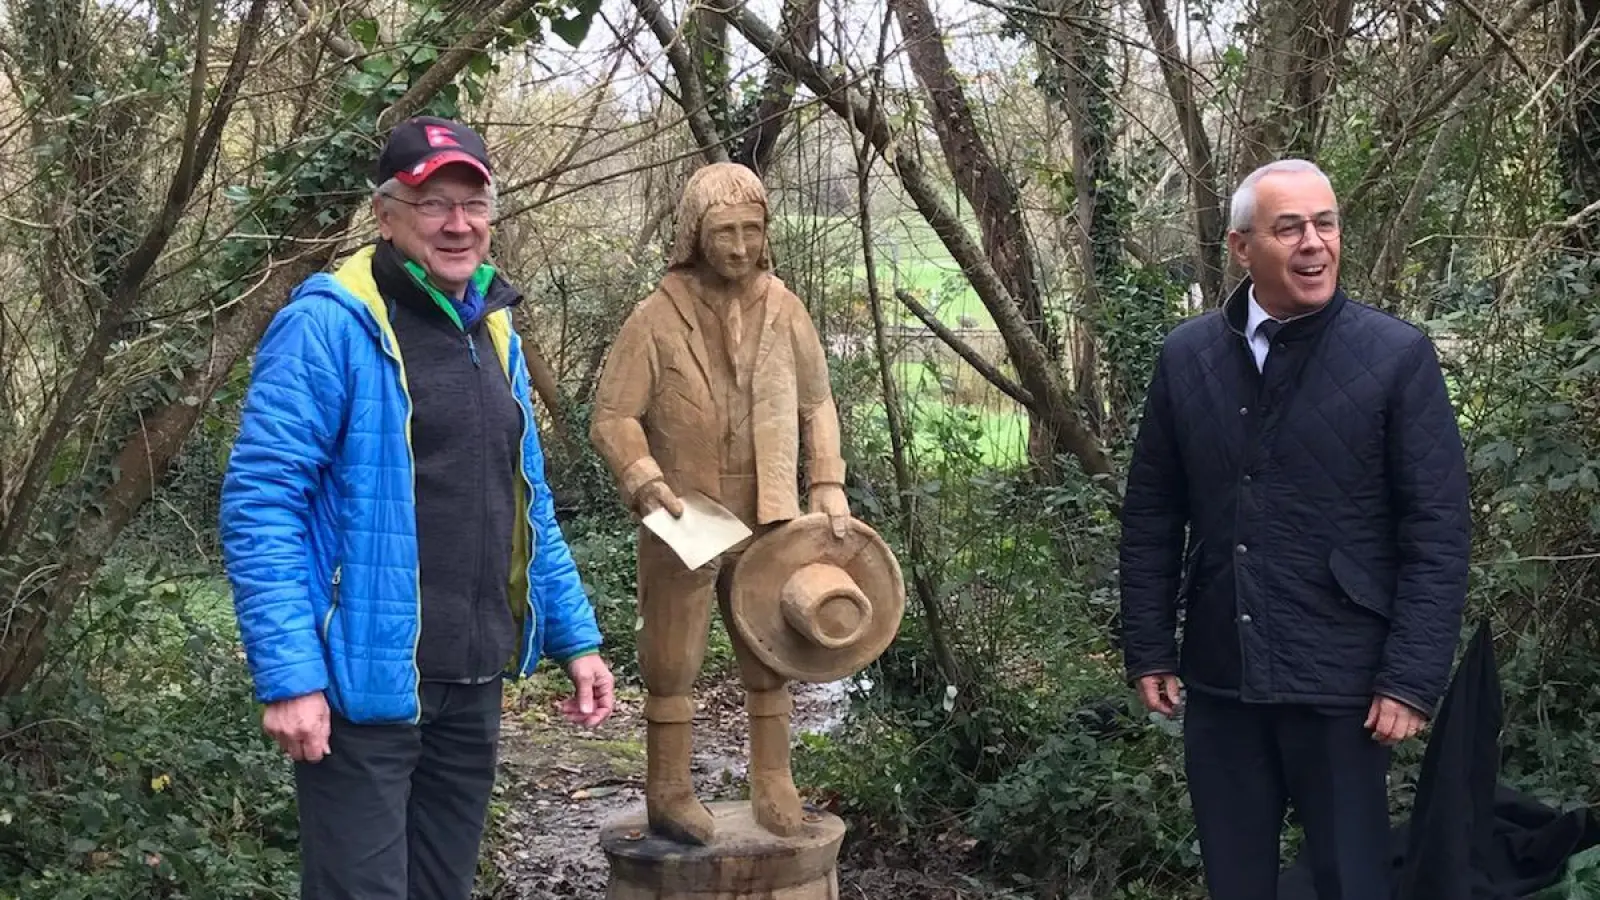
728, 513, 905, 684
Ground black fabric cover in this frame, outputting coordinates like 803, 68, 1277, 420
1279, 621, 1600, 898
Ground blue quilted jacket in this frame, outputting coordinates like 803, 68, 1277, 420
220, 246, 602, 724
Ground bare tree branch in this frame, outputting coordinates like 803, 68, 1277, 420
0, 0, 265, 556
1137, 0, 1225, 306
1347, 0, 1551, 210
1452, 0, 1536, 81
721, 2, 1117, 490
630, 0, 731, 164
0, 0, 272, 689
1232, 0, 1356, 182
837, 0, 966, 690
735, 0, 822, 175
890, 0, 1052, 353
286, 0, 360, 60
379, 0, 539, 130
895, 289, 1035, 408
1371, 69, 1488, 293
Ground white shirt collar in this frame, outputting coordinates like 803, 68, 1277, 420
1246, 285, 1277, 341
1246, 284, 1311, 340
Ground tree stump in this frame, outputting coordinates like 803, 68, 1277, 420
599, 801, 846, 899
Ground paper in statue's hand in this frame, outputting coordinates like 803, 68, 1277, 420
640, 490, 753, 570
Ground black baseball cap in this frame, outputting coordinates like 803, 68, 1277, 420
376, 116, 492, 187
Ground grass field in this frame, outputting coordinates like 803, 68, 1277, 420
859, 359, 1030, 469
855, 400, 1029, 469
866, 214, 992, 330
773, 210, 992, 330
771, 210, 1021, 467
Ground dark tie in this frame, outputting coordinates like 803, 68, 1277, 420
1258, 319, 1284, 343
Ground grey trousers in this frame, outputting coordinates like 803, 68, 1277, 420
294, 678, 504, 900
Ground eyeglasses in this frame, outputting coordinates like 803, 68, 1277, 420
1247, 213, 1341, 247
383, 194, 493, 221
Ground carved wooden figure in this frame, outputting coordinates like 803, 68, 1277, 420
590, 162, 903, 865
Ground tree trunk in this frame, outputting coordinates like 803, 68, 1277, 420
0, 218, 343, 695
1030, 0, 1132, 433
722, 4, 1118, 499
632, 0, 731, 164
888, 0, 1067, 475
0, 0, 524, 695
0, 0, 273, 692
1137, 0, 1226, 307
1232, 0, 1356, 181
1369, 70, 1487, 296
889, 0, 1051, 355
855, 140, 965, 694
732, 0, 821, 176
1346, 0, 1550, 213
0, 0, 247, 560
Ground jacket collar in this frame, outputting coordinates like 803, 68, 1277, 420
371, 239, 521, 330
1223, 275, 1347, 342
658, 270, 784, 385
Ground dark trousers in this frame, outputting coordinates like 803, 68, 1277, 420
295, 678, 503, 900
1183, 691, 1392, 900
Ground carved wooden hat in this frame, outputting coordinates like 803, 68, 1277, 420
729, 513, 905, 683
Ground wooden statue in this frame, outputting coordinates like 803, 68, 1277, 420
590, 161, 903, 862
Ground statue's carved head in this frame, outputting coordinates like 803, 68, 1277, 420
668, 162, 773, 279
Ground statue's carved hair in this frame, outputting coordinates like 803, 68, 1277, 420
668, 162, 773, 271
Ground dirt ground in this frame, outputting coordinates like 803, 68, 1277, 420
482, 671, 1015, 900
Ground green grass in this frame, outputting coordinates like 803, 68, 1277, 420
855, 399, 1029, 470
947, 409, 1028, 467
773, 211, 991, 330
870, 214, 990, 330
867, 360, 1030, 468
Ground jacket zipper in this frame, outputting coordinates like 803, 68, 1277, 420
469, 325, 487, 679
506, 332, 541, 675
376, 328, 424, 724
322, 564, 342, 638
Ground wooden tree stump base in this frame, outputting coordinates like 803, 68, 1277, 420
599, 801, 846, 899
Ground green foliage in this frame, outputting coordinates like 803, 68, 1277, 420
1434, 254, 1600, 810
803, 240, 1600, 894
798, 384, 1201, 892
1094, 264, 1189, 437
966, 721, 1197, 893
0, 572, 297, 899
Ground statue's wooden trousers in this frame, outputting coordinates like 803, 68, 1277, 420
634, 474, 804, 844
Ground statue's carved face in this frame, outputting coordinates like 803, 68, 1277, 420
698, 202, 767, 284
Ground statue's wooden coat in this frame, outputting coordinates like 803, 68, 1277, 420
590, 162, 848, 849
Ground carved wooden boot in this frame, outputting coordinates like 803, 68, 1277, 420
747, 688, 805, 836
644, 696, 714, 845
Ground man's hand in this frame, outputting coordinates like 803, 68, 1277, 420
560, 655, 616, 728
809, 483, 850, 538
635, 480, 684, 518
1136, 673, 1183, 718
1365, 695, 1426, 746
263, 691, 331, 762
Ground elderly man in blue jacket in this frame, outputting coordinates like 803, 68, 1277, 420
1119, 158, 1471, 900
220, 116, 614, 900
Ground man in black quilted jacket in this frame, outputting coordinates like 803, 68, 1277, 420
1119, 158, 1471, 900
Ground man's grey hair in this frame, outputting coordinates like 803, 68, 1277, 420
372, 176, 498, 211
1228, 159, 1335, 231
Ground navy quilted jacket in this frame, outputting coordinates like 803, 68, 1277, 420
1118, 279, 1470, 714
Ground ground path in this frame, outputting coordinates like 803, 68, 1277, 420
482, 671, 1009, 899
